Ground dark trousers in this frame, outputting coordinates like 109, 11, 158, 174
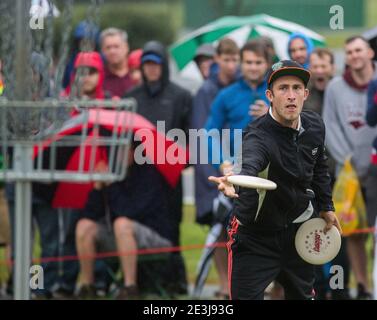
228, 219, 315, 300
8, 203, 80, 295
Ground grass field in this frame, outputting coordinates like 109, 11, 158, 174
1, 0, 377, 296
0, 204, 375, 298
0, 204, 221, 291
180, 205, 221, 285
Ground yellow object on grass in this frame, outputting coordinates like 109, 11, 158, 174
333, 158, 367, 236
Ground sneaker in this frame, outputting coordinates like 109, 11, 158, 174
114, 285, 139, 300
356, 283, 372, 300
76, 284, 98, 300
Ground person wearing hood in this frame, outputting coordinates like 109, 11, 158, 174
62, 20, 100, 89
126, 40, 192, 134
125, 40, 192, 295
62, 51, 120, 298
287, 32, 314, 69
323, 35, 377, 300
64, 51, 106, 100
194, 44, 216, 80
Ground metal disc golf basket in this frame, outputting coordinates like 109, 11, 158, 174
0, 0, 136, 299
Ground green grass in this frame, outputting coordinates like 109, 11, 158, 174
0, 204, 375, 297
180, 205, 221, 285
0, 248, 9, 285
0, 205, 221, 289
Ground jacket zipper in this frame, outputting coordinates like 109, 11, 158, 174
293, 132, 304, 178
286, 132, 304, 228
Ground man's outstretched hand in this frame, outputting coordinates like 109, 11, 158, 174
208, 173, 239, 198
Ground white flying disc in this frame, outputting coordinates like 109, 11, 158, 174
227, 175, 277, 190
295, 218, 341, 265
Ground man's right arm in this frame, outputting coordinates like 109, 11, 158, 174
208, 129, 269, 199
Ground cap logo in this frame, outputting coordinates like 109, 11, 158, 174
271, 61, 283, 71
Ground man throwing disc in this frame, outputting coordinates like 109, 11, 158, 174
209, 60, 342, 300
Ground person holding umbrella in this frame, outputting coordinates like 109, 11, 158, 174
209, 60, 342, 300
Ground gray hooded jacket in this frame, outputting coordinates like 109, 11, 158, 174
323, 66, 377, 179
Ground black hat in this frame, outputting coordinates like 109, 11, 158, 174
266, 60, 310, 88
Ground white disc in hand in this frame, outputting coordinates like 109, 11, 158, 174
227, 175, 277, 190
295, 218, 341, 265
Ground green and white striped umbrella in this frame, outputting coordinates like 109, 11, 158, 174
170, 14, 325, 79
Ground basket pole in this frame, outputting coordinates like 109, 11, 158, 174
14, 0, 32, 300
14, 144, 33, 300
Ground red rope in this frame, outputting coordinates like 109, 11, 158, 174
0, 226, 375, 267
0, 242, 227, 266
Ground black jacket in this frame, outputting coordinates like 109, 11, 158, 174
233, 111, 335, 230
125, 40, 192, 136
124, 41, 192, 245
